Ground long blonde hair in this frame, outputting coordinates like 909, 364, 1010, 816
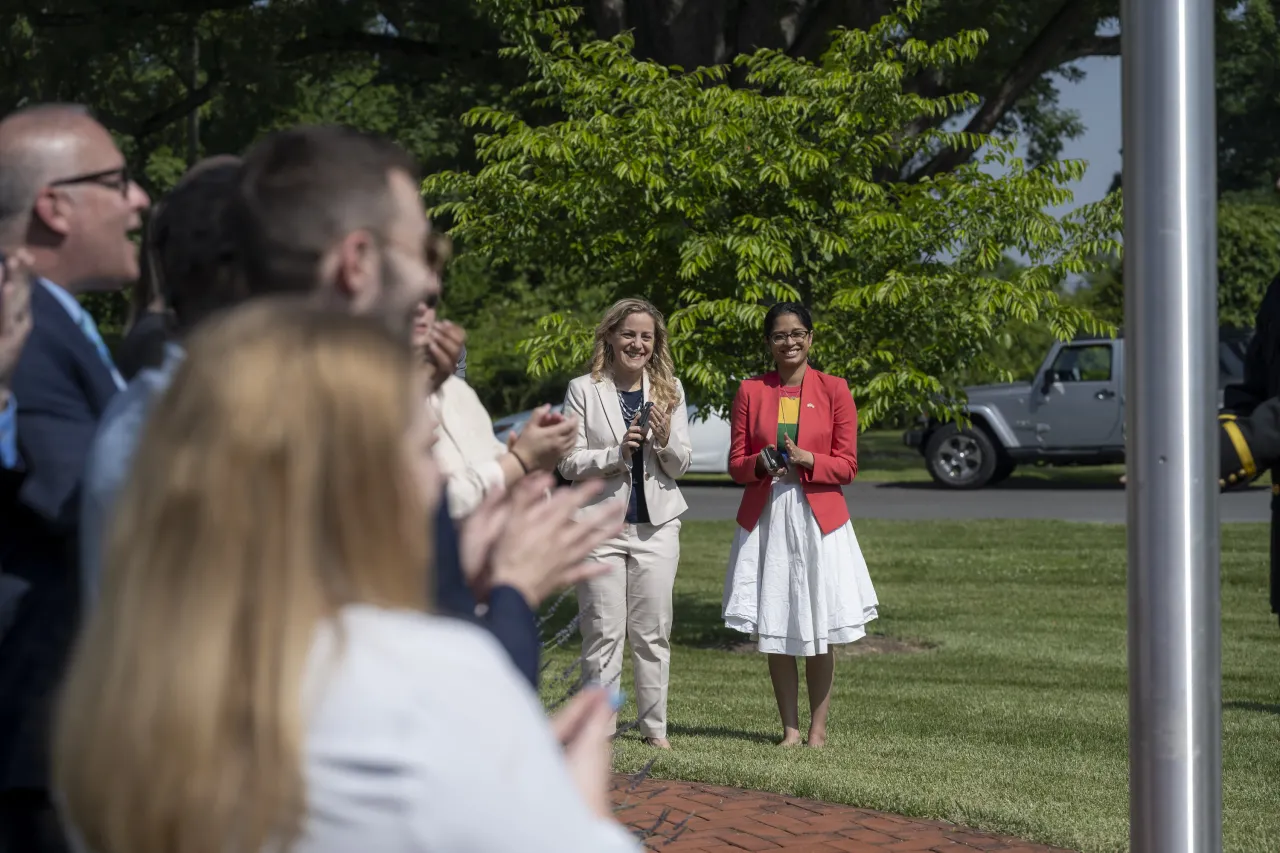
54, 298, 433, 853
589, 298, 680, 410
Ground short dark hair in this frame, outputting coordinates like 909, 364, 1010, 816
148, 156, 244, 333
227, 125, 420, 297
764, 301, 813, 337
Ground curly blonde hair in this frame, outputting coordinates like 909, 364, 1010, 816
590, 298, 680, 411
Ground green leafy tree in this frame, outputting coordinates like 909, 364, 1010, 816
1217, 0, 1280, 194
1079, 201, 1280, 331
1217, 203, 1280, 328
4, 0, 1140, 388
442, 255, 614, 415
0, 0, 1144, 203
427, 0, 1122, 424
950, 256, 1084, 387
590, 0, 1126, 176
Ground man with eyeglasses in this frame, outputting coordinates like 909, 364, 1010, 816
0, 103, 149, 853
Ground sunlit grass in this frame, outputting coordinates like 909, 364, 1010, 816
544, 520, 1280, 853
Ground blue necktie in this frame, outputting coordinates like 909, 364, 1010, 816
76, 310, 125, 390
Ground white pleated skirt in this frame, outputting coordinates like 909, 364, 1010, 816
722, 478, 879, 656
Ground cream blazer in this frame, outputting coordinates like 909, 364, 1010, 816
557, 372, 692, 526
429, 375, 508, 520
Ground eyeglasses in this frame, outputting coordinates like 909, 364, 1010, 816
769, 330, 811, 346
48, 165, 132, 198
424, 231, 452, 275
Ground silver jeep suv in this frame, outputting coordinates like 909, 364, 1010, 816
902, 330, 1251, 489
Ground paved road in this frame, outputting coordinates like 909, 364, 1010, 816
682, 480, 1273, 523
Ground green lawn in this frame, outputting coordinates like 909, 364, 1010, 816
853, 429, 1135, 485
542, 520, 1280, 853
684, 429, 1271, 487
683, 429, 1130, 487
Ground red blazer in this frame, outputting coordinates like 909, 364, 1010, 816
728, 368, 858, 535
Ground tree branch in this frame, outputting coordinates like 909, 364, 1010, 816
1063, 33, 1121, 62
791, 0, 891, 59
276, 31, 449, 62
141, 83, 216, 138
908, 0, 1101, 181
110, 76, 219, 140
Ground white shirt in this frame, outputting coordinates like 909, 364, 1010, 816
429, 376, 510, 519
65, 606, 637, 853
292, 606, 637, 853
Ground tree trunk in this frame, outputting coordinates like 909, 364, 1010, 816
908, 0, 1100, 181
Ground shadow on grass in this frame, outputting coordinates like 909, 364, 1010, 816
1224, 700, 1280, 716
671, 594, 743, 650
666, 723, 777, 745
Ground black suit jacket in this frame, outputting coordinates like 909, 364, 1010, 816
115, 310, 171, 381
1221, 274, 1280, 617
0, 282, 119, 790
432, 497, 541, 687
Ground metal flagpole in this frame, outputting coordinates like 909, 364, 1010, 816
1121, 0, 1222, 851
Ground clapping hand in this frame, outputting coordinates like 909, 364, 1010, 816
511, 404, 578, 472
551, 688, 617, 819
782, 434, 814, 470
421, 320, 467, 393
620, 410, 646, 462
648, 403, 674, 448
0, 250, 33, 409
461, 472, 625, 608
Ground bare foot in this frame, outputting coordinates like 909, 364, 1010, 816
777, 729, 802, 748
644, 737, 672, 750
806, 730, 827, 748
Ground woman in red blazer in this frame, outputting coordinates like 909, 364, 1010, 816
722, 303, 879, 748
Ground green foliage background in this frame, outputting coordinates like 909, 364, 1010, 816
428, 0, 1123, 423
14, 0, 1280, 417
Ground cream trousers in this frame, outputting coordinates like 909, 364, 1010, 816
576, 518, 681, 739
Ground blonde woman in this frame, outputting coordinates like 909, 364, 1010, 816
559, 298, 692, 750
53, 300, 635, 853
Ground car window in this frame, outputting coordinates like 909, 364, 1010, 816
1050, 344, 1112, 383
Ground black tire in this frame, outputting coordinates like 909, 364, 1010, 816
924, 424, 1000, 490
989, 457, 1017, 485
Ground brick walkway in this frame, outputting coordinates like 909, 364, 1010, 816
612, 774, 1076, 853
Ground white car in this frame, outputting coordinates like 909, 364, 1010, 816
493, 403, 730, 474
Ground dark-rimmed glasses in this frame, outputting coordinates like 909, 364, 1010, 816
770, 330, 811, 346
48, 165, 132, 198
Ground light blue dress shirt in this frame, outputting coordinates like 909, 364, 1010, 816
0, 280, 127, 472
0, 395, 15, 469
79, 343, 185, 608
39, 279, 126, 391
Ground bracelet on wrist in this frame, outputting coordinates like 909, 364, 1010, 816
511, 449, 531, 474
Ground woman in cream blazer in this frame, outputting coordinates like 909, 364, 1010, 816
559, 298, 692, 750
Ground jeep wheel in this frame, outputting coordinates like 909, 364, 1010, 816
989, 457, 1017, 485
924, 425, 999, 490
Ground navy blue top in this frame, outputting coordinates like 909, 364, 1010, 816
618, 389, 650, 524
